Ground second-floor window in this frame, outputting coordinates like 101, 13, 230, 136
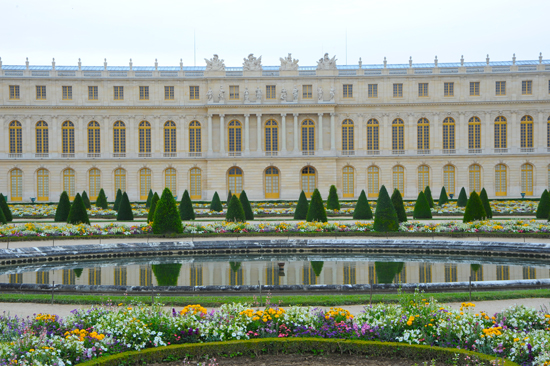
9, 85, 20, 100
139, 86, 149, 100
470, 82, 480, 96
266, 85, 276, 99
229, 85, 239, 99
418, 83, 429, 97
343, 84, 353, 98
496, 81, 506, 96
164, 86, 174, 100
36, 86, 46, 100
302, 85, 312, 99
114, 86, 124, 100
189, 86, 199, 100
88, 86, 98, 100
62, 86, 72, 100
444, 82, 454, 97
393, 83, 403, 97
368, 84, 377, 98
522, 80, 532, 95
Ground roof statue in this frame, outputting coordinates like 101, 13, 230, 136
243, 54, 262, 71
280, 53, 299, 71
317, 53, 337, 70
204, 54, 225, 71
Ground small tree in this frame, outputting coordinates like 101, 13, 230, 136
479, 188, 493, 219
73, 268, 83, 278
306, 189, 327, 223
424, 186, 434, 208
373, 185, 399, 232
152, 263, 182, 286
67, 193, 90, 225
413, 191, 432, 219
229, 261, 242, 273
95, 188, 108, 209
146, 189, 154, 208
152, 188, 183, 234
113, 189, 123, 211
391, 189, 408, 223
227, 190, 233, 206
294, 191, 309, 220
239, 190, 254, 221
54, 191, 71, 222
210, 192, 223, 212
438, 186, 449, 206
147, 192, 160, 223
0, 193, 13, 222
225, 194, 246, 222
535, 189, 550, 219
0, 202, 6, 225
117, 192, 134, 221
81, 191, 91, 209
353, 190, 373, 220
179, 190, 196, 221
463, 191, 487, 223
326, 185, 340, 211
311, 261, 324, 277
457, 187, 468, 207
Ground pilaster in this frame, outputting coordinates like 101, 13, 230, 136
281, 113, 287, 153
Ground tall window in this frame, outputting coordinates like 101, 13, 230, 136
393, 83, 403, 97
341, 119, 354, 151
520, 115, 533, 148
62, 86, 72, 100
368, 84, 378, 98
496, 266, 509, 281
114, 267, 127, 286
419, 263, 432, 283
392, 118, 404, 151
343, 84, 353, 98
521, 163, 533, 196
301, 166, 316, 198
139, 121, 151, 153
113, 121, 126, 154
63, 168, 76, 199
139, 86, 149, 100
164, 86, 174, 100
36, 86, 46, 100
302, 85, 312, 99
393, 165, 405, 195
265, 120, 278, 152
10, 169, 23, 201
164, 121, 177, 153
442, 117, 455, 150
165, 168, 177, 195
496, 81, 506, 96
89, 268, 101, 285
189, 86, 199, 100
228, 120, 242, 152
367, 119, 379, 151
62, 121, 75, 154
367, 166, 379, 198
445, 264, 457, 282
190, 264, 203, 286
228, 167, 243, 197
470, 82, 480, 96
114, 86, 124, 100
494, 116, 507, 149
114, 168, 126, 194
140, 168, 152, 200
301, 120, 315, 152
343, 166, 354, 198
89, 168, 101, 200
9, 121, 22, 154
229, 86, 239, 100
140, 266, 152, 286
522, 80, 532, 95
468, 117, 481, 150
443, 165, 455, 195
190, 168, 201, 199
189, 121, 201, 153
417, 118, 430, 150
495, 164, 507, 196
265, 167, 280, 199
88, 86, 98, 100
87, 121, 101, 154
35, 121, 49, 154
343, 263, 356, 285
418, 165, 429, 192
9, 85, 20, 99
444, 82, 454, 97
469, 164, 481, 193
266, 85, 276, 99
37, 169, 49, 201
548, 116, 550, 148
418, 83, 429, 97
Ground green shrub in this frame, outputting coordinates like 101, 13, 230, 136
0, 202, 6, 225
424, 186, 434, 208
375, 262, 404, 284
463, 191, 487, 223
390, 189, 407, 223
326, 185, 340, 211
147, 193, 160, 223
210, 192, 223, 212
306, 189, 327, 223
471, 264, 481, 273
179, 190, 196, 221
353, 190, 373, 220
438, 186, 449, 206
293, 191, 309, 220
227, 190, 232, 205
225, 195, 246, 222
535, 189, 550, 219
152, 188, 183, 234
73, 268, 83, 278
67, 193, 90, 225
113, 189, 123, 211
457, 187, 468, 207
54, 191, 71, 222
479, 188, 493, 219
146, 189, 154, 208
239, 190, 254, 220
413, 191, 432, 219
81, 191, 91, 209
311, 261, 324, 277
151, 263, 182, 286
95, 188, 108, 209
229, 261, 241, 272
0, 193, 13, 222
117, 192, 134, 221
373, 185, 399, 232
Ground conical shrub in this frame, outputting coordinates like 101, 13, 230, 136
294, 191, 309, 220
413, 191, 432, 219
457, 187, 468, 207
375, 262, 404, 284
239, 190, 254, 220
152, 188, 183, 234
210, 192, 223, 212
373, 185, 399, 232
179, 190, 196, 221
0, 193, 13, 222
225, 194, 246, 222
306, 189, 327, 223
152, 263, 182, 286
424, 186, 434, 208
227, 190, 232, 206
81, 191, 91, 209
146, 189, 153, 208
438, 186, 449, 206
326, 185, 340, 211
230, 261, 241, 273
147, 192, 160, 223
463, 191, 486, 223
535, 189, 550, 219
0, 203, 6, 225
117, 192, 134, 221
67, 193, 90, 225
95, 188, 108, 209
73, 268, 83, 278
479, 188, 493, 219
113, 189, 123, 211
311, 261, 324, 277
391, 189, 407, 223
353, 190, 373, 220
54, 191, 71, 222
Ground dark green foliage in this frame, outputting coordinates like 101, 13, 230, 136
438, 186, 449, 206
229, 262, 241, 273
225, 195, 246, 222
293, 191, 309, 220
479, 188, 493, 219
179, 190, 196, 221
306, 189, 327, 223
239, 190, 254, 220
390, 189, 407, 223
113, 189, 123, 211
210, 192, 223, 212
413, 191, 432, 219
373, 185, 399, 232
375, 262, 404, 284
353, 190, 373, 220
117, 192, 134, 221
326, 185, 340, 211
152, 264, 182, 286
54, 191, 71, 222
73, 268, 83, 278
147, 193, 160, 223
81, 191, 91, 209
311, 261, 324, 277
0, 203, 6, 225
535, 189, 550, 219
0, 193, 12, 222
67, 193, 90, 225
463, 191, 486, 223
95, 188, 108, 209
152, 188, 183, 234
424, 186, 434, 208
457, 187, 468, 207
146, 189, 153, 208
470, 264, 481, 273
227, 190, 232, 205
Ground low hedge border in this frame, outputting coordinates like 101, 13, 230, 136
78, 338, 517, 366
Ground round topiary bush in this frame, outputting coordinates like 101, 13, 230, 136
54, 191, 71, 222
353, 190, 372, 220
438, 186, 449, 206
457, 187, 468, 207
373, 185, 399, 232
413, 191, 432, 219
117, 192, 134, 221
225, 195, 246, 222
95, 188, 108, 209
210, 192, 223, 212
179, 190, 196, 221
0, 193, 13, 222
306, 189, 327, 223
152, 188, 183, 234
239, 190, 254, 221
294, 191, 309, 220
147, 192, 160, 223
535, 189, 550, 219
113, 189, 123, 211
67, 193, 90, 225
463, 191, 487, 223
326, 185, 340, 211
391, 189, 407, 223
479, 188, 493, 219
424, 186, 434, 208
81, 191, 92, 209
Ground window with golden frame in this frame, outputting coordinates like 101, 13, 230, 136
37, 168, 49, 201
418, 83, 429, 97
35, 121, 49, 154
342, 166, 354, 198
140, 168, 152, 200
468, 117, 481, 149
443, 165, 455, 195
9, 121, 22, 154
113, 121, 126, 154
63, 168, 76, 199
302, 85, 312, 99
265, 167, 280, 199
189, 86, 199, 100
139, 121, 151, 153
165, 168, 177, 195
228, 167, 243, 198
494, 116, 507, 148
418, 165, 429, 192
469, 164, 481, 193
266, 85, 276, 99
495, 164, 507, 196
342, 119, 354, 151
114, 86, 124, 100
114, 168, 126, 194
87, 121, 101, 154
442, 117, 455, 150
367, 119, 379, 151
343, 84, 353, 98
62, 121, 74, 154
470, 82, 480, 96
368, 84, 378, 98
9, 85, 20, 100
301, 120, 315, 152
189, 121, 201, 153
301, 166, 316, 198
164, 86, 174, 100
88, 86, 98, 100
229, 86, 239, 100
367, 166, 379, 198
520, 115, 533, 148
164, 121, 177, 153
139, 86, 149, 100
444, 82, 454, 97
393, 83, 403, 97
417, 118, 430, 150
393, 165, 404, 194
190, 168, 201, 199
392, 119, 404, 151
62, 86, 72, 100
521, 80, 532, 95
496, 81, 506, 96
521, 164, 533, 196
265, 120, 278, 152
36, 86, 46, 100
88, 168, 101, 200
10, 168, 23, 201
228, 120, 242, 152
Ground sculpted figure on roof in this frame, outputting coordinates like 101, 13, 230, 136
204, 54, 225, 71
280, 53, 299, 71
243, 54, 262, 71
317, 53, 337, 70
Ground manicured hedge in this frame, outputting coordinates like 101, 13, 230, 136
424, 186, 434, 208
480, 188, 493, 219
373, 185, 399, 232
353, 190, 372, 220
147, 192, 160, 223
179, 190, 196, 221
67, 193, 90, 225
152, 188, 183, 234
54, 191, 71, 222
81, 191, 92, 209
536, 189, 550, 219
117, 192, 134, 221
210, 192, 223, 212
326, 185, 340, 210
113, 189, 123, 211
226, 195, 246, 222
95, 188, 108, 209
306, 189, 327, 223
390, 189, 407, 223
293, 191, 309, 220
0, 193, 13, 222
239, 190, 254, 221
457, 187, 468, 207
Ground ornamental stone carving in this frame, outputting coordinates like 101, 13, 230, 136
218, 85, 225, 102
255, 87, 262, 101
243, 54, 262, 71
279, 53, 299, 71
206, 88, 213, 102
329, 87, 335, 101
280, 88, 287, 101
292, 86, 298, 102
204, 54, 225, 71
318, 87, 323, 101
244, 88, 250, 102
316, 53, 337, 70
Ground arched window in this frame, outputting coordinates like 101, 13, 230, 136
392, 118, 404, 151
265, 120, 278, 152
88, 121, 100, 154
165, 168, 177, 195
342, 166, 354, 198
10, 169, 23, 201
301, 166, 316, 198
520, 115, 533, 149
301, 119, 315, 153
468, 117, 481, 150
114, 168, 126, 194
36, 121, 49, 154
342, 119, 354, 151
89, 168, 101, 200
164, 121, 176, 153
393, 165, 405, 195
367, 118, 379, 151
417, 118, 430, 150
418, 165, 430, 192
495, 164, 507, 196
139, 121, 151, 154
63, 168, 76, 199
443, 165, 455, 195
469, 164, 481, 194
265, 167, 280, 199
37, 169, 49, 201
140, 168, 152, 200
228, 167, 243, 197
494, 116, 507, 149
442, 117, 455, 150
228, 120, 242, 153
190, 168, 201, 199
521, 163, 533, 196
367, 166, 379, 198
62, 121, 75, 154
113, 121, 126, 154
189, 121, 201, 153
9, 121, 22, 154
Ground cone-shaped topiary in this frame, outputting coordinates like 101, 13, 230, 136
311, 261, 324, 277
535, 189, 550, 219
353, 190, 373, 220
424, 186, 434, 208
113, 189, 123, 211
146, 189, 153, 208
117, 192, 134, 221
225, 194, 246, 222
306, 189, 327, 223
413, 191, 432, 219
54, 191, 71, 222
67, 193, 90, 225
373, 185, 399, 232
81, 191, 91, 209
438, 186, 449, 206
0, 193, 13, 222
229, 261, 241, 273
0, 202, 6, 225
479, 188, 493, 219
470, 264, 481, 273
152, 263, 182, 286
95, 188, 108, 209
73, 268, 83, 278
391, 189, 407, 223
179, 190, 196, 221
326, 185, 340, 211
294, 191, 309, 220
375, 262, 404, 284
152, 188, 183, 234
457, 187, 468, 207
147, 192, 160, 223
239, 190, 254, 221
227, 190, 232, 206
463, 191, 486, 223
210, 192, 223, 212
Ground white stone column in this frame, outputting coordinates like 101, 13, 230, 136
244, 114, 250, 153
280, 113, 287, 153
330, 113, 336, 151
256, 114, 262, 153
207, 114, 213, 153
317, 113, 323, 153
219, 114, 225, 154
293, 113, 299, 153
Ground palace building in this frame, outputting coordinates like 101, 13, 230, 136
1, 53, 549, 202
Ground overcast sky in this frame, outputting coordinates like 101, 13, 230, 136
1, 0, 548, 67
